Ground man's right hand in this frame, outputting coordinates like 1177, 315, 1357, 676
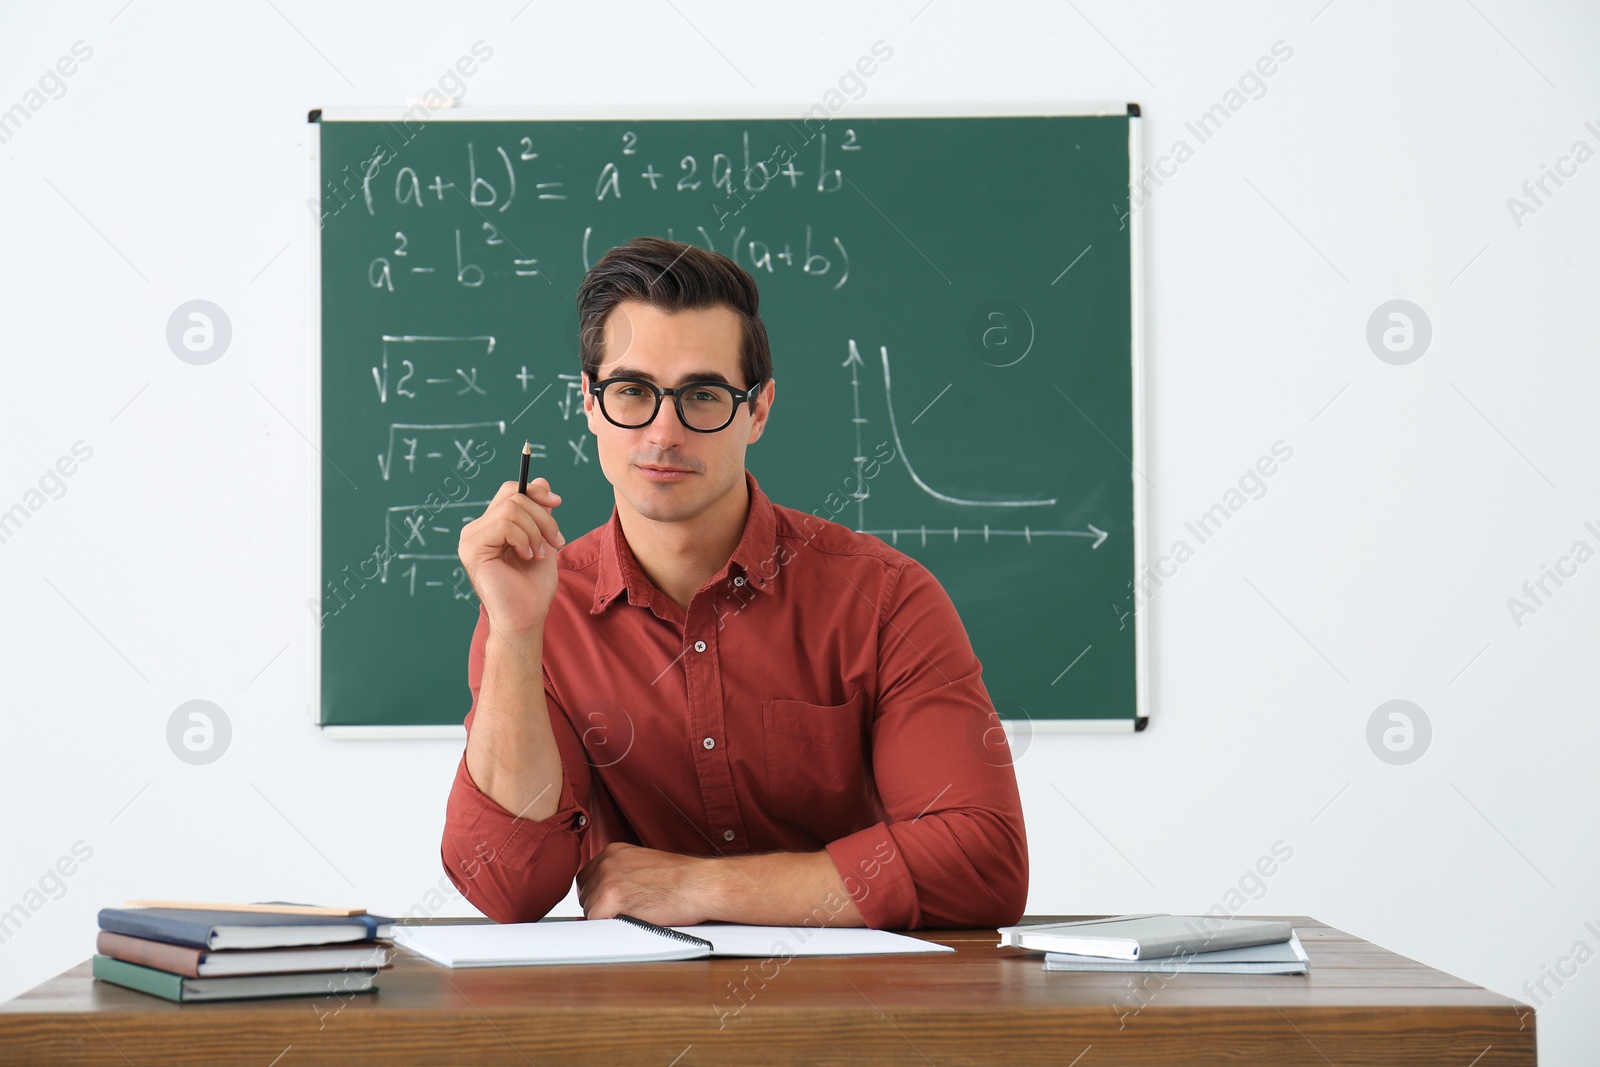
459, 478, 566, 636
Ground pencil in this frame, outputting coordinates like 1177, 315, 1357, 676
518, 441, 532, 496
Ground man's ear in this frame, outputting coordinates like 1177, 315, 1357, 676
582, 371, 601, 436
747, 379, 775, 445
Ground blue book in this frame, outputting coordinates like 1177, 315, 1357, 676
97, 907, 395, 950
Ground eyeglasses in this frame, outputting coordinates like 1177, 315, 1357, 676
588, 376, 763, 434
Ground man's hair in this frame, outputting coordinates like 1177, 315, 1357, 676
576, 237, 772, 391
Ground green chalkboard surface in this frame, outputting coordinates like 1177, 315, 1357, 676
312, 108, 1145, 731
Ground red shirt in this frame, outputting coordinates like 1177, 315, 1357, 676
441, 470, 1028, 929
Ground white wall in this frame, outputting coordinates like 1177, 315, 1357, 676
2, 1, 1596, 1062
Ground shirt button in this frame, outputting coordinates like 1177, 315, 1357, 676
693, 640, 707, 652
723, 830, 735, 841
733, 576, 745, 587
576, 814, 587, 828
702, 737, 715, 749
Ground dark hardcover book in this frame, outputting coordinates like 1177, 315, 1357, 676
97, 907, 395, 950
92, 956, 380, 1002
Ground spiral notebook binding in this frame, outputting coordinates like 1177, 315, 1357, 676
615, 914, 715, 951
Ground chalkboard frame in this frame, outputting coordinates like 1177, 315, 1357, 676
306, 104, 1148, 739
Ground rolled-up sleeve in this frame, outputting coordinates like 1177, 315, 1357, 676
441, 607, 592, 922
825, 560, 1030, 930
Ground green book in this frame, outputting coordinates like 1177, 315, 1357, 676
91, 955, 378, 1002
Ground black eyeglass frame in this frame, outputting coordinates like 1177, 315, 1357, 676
587, 375, 765, 434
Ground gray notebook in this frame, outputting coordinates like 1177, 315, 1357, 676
1043, 931, 1309, 974
997, 914, 1293, 961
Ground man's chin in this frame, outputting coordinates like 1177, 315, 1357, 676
623, 483, 702, 523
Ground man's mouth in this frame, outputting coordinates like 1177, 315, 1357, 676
638, 464, 695, 479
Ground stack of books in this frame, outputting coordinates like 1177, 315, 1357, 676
998, 913, 1310, 974
91, 901, 396, 1002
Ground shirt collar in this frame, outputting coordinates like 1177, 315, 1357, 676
591, 469, 780, 614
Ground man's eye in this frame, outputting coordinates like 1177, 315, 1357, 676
618, 386, 648, 397
689, 390, 719, 402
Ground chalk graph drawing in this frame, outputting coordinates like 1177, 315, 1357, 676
848, 339, 1108, 550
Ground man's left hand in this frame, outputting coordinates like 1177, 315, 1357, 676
576, 842, 721, 925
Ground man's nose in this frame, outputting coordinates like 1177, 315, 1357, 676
644, 392, 687, 444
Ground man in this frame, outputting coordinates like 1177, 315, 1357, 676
442, 237, 1027, 930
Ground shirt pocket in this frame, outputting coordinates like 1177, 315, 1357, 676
761, 689, 875, 841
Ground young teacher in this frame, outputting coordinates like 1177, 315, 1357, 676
441, 237, 1028, 929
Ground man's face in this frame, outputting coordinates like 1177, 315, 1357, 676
583, 300, 772, 525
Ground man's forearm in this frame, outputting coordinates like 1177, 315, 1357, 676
464, 627, 563, 822
703, 850, 865, 927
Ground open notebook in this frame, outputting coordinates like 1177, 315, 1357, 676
393, 916, 954, 968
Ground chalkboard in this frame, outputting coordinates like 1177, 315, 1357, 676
310, 106, 1147, 734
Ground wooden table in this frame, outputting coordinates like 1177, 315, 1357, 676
0, 916, 1535, 1065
